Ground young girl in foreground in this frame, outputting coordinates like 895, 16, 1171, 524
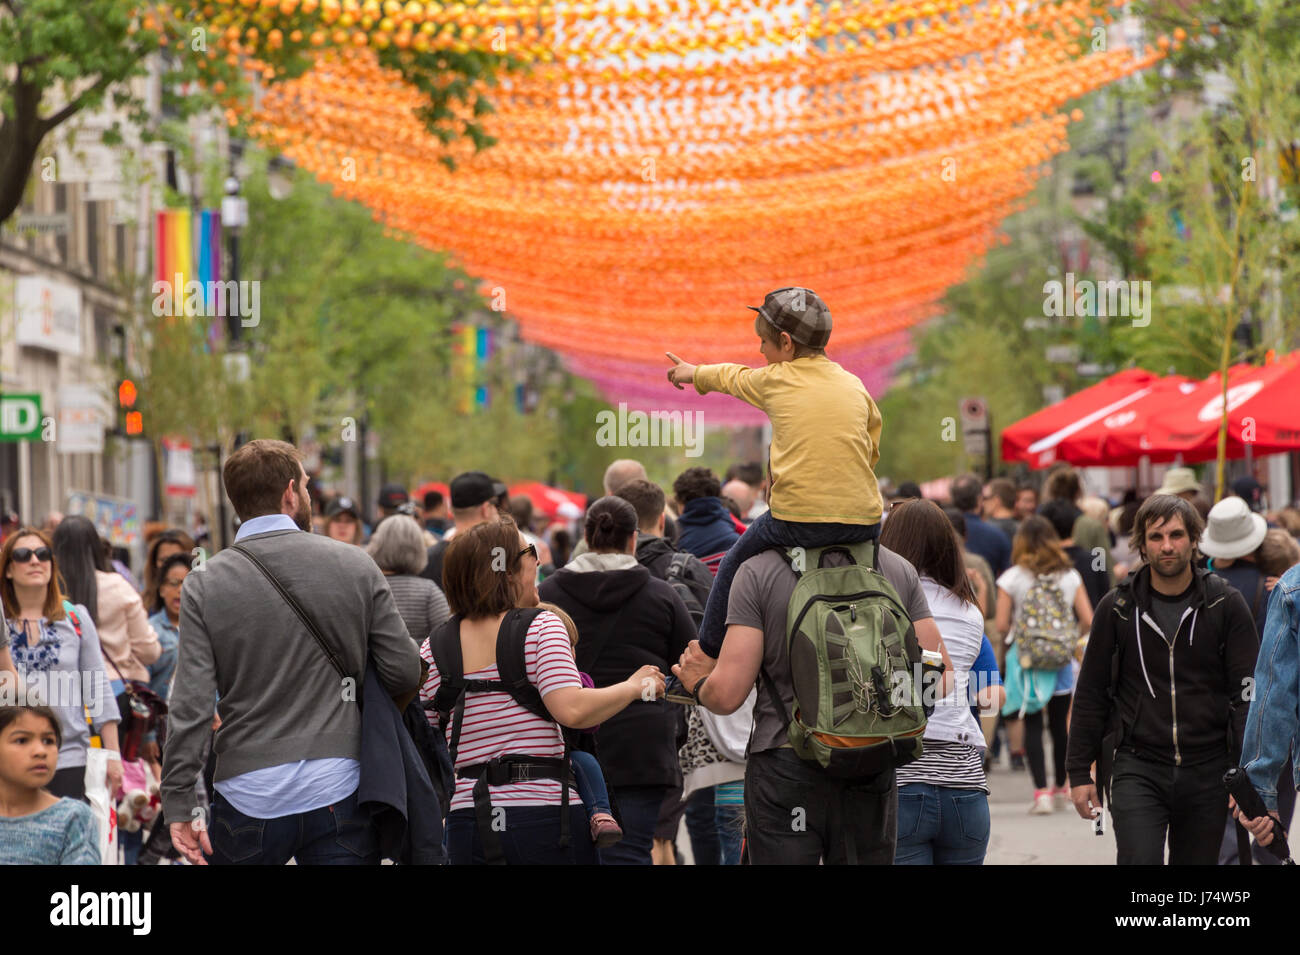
0, 704, 100, 864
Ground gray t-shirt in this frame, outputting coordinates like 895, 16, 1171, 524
726, 547, 933, 755
1148, 581, 1195, 644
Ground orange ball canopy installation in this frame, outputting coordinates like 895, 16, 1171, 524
216, 0, 1163, 424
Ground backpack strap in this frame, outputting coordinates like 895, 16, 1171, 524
61, 600, 100, 748
494, 607, 549, 722
666, 551, 690, 583
61, 600, 82, 639
491, 606, 571, 860
429, 608, 572, 863
777, 549, 800, 579
428, 615, 468, 757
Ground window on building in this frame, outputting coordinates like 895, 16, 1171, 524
94, 308, 114, 362
53, 183, 68, 263
86, 200, 99, 278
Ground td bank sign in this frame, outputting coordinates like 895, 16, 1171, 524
0, 394, 42, 441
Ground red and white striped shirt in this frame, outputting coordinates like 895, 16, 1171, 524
419, 612, 582, 812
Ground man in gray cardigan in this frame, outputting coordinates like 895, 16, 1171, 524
163, 439, 421, 865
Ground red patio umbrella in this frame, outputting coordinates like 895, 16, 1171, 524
1001, 368, 1163, 468
1139, 354, 1300, 462
1061, 373, 1201, 466
508, 481, 587, 520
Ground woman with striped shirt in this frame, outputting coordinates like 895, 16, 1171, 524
420, 517, 664, 865
880, 499, 1006, 865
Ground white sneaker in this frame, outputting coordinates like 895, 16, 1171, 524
1030, 790, 1055, 815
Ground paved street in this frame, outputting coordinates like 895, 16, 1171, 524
984, 744, 1116, 865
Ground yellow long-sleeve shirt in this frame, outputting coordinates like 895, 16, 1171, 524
693, 355, 883, 525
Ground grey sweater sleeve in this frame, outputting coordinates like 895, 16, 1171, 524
160, 572, 218, 825
367, 565, 422, 699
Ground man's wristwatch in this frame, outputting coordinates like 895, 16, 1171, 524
690, 675, 709, 705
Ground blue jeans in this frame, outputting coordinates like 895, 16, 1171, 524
208, 789, 378, 865
122, 828, 142, 865
893, 783, 990, 865
600, 785, 669, 865
446, 805, 597, 865
698, 511, 881, 656
717, 804, 744, 865
570, 750, 610, 818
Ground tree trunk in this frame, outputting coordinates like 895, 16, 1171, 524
0, 76, 52, 227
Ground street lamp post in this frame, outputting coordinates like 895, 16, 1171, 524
217, 144, 250, 549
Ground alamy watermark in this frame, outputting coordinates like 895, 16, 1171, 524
0, 669, 108, 715
1043, 273, 1150, 327
595, 403, 704, 458
152, 274, 261, 327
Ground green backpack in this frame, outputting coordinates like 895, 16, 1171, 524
761, 541, 927, 778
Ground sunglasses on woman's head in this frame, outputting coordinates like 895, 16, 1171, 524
11, 547, 52, 564
518, 544, 538, 562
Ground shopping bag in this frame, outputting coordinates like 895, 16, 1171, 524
83, 748, 120, 865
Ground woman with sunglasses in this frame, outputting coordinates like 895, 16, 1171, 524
1, 528, 123, 800
421, 516, 664, 864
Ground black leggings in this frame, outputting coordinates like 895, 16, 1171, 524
1024, 695, 1071, 790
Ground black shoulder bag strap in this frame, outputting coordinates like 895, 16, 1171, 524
494, 607, 550, 721
231, 544, 350, 683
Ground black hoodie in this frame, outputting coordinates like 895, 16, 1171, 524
1066, 564, 1259, 787
634, 532, 714, 613
539, 562, 696, 788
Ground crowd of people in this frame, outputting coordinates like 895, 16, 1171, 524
1, 286, 1297, 866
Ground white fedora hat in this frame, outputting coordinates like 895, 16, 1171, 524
1199, 496, 1267, 560
1155, 467, 1201, 497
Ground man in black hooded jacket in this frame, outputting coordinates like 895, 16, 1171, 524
616, 479, 713, 620
1066, 494, 1259, 865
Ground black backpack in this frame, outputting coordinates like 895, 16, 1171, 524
428, 608, 575, 864
665, 551, 706, 628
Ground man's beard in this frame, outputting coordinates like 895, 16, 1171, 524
294, 491, 314, 532
1149, 552, 1190, 578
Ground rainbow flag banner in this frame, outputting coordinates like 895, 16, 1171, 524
154, 208, 222, 342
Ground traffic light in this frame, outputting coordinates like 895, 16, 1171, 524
117, 379, 142, 437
